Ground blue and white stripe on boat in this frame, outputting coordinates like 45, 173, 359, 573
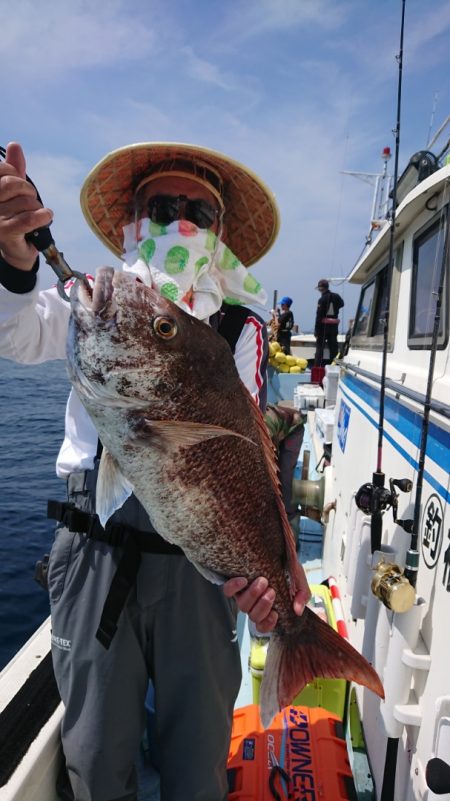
340, 373, 450, 503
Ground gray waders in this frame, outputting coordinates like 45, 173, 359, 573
47, 464, 241, 801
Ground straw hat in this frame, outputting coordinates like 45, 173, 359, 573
80, 142, 280, 267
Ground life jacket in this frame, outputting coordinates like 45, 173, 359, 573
318, 291, 344, 325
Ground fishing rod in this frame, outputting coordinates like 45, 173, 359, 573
354, 0, 412, 557
375, 8, 408, 801
0, 145, 89, 300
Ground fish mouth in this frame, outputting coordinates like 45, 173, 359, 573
73, 267, 162, 321
75, 267, 117, 319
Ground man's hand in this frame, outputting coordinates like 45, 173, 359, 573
0, 142, 53, 270
223, 576, 308, 634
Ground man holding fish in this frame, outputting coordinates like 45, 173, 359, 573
0, 141, 306, 801
0, 141, 382, 801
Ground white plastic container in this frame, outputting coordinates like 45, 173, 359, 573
293, 384, 325, 410
324, 365, 340, 406
314, 407, 335, 443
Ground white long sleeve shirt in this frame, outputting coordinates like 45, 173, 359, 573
0, 266, 267, 478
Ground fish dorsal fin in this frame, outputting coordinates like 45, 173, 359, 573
249, 396, 301, 597
134, 419, 258, 450
97, 446, 134, 527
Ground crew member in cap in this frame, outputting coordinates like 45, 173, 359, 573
0, 141, 309, 801
314, 278, 344, 366
275, 295, 294, 354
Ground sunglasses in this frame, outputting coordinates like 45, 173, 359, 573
147, 194, 219, 229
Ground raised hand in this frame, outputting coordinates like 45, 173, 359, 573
0, 142, 53, 270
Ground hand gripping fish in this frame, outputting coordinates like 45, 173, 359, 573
66, 267, 384, 727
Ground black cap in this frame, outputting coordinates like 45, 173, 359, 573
316, 279, 329, 289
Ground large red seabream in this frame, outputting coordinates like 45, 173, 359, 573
66, 268, 384, 727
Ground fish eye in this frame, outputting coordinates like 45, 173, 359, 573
153, 316, 178, 339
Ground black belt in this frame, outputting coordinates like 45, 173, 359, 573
47, 500, 182, 555
48, 499, 184, 650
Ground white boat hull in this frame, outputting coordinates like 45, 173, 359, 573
0, 618, 62, 801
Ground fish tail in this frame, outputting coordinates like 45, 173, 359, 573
259, 606, 384, 728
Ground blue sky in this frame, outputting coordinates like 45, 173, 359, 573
2, 0, 450, 331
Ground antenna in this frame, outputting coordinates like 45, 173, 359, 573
426, 91, 439, 148
427, 114, 450, 150
341, 146, 393, 246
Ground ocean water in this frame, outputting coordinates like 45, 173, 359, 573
0, 357, 70, 670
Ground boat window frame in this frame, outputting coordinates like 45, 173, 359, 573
408, 204, 449, 351
350, 241, 403, 352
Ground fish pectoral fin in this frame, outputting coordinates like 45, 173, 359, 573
135, 419, 257, 450
96, 447, 134, 526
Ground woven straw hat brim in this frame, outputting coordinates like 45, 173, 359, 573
80, 142, 280, 267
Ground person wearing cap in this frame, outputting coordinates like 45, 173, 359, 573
0, 141, 309, 801
275, 295, 294, 354
314, 278, 344, 366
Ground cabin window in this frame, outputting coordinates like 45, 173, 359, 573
408, 214, 448, 349
353, 280, 376, 337
353, 266, 389, 337
351, 252, 400, 350
372, 265, 390, 336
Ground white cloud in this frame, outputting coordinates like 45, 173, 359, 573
406, 4, 450, 55
181, 47, 234, 91
331, 2, 450, 90
0, 0, 160, 79
79, 101, 175, 153
219, 0, 349, 42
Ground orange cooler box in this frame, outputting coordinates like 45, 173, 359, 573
228, 704, 356, 801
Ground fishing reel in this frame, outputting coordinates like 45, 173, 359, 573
355, 473, 413, 532
356, 472, 416, 611
371, 560, 415, 613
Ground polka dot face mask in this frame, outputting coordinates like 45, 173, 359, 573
121, 218, 267, 320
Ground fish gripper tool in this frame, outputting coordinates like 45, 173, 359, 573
25, 225, 90, 301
